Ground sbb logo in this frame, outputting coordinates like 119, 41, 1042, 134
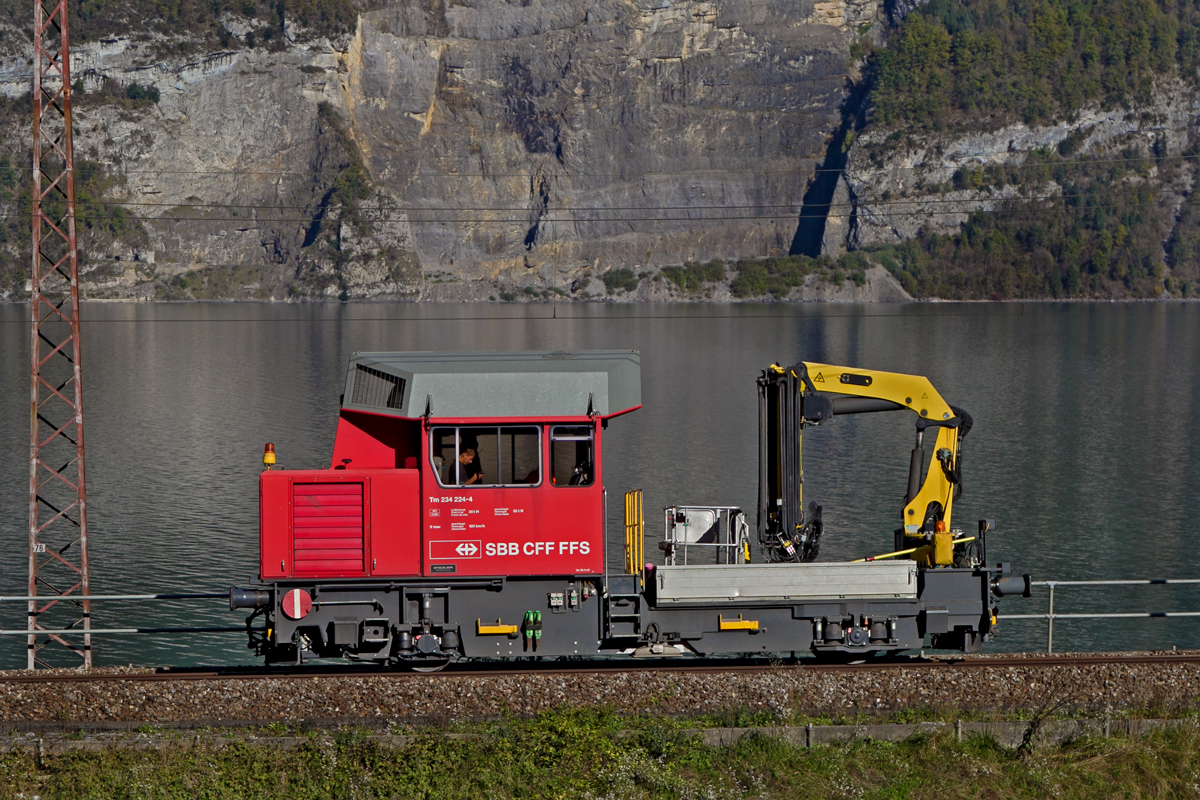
486, 542, 520, 556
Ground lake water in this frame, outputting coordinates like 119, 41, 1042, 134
0, 301, 1198, 668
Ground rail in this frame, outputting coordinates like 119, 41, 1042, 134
998, 579, 1200, 653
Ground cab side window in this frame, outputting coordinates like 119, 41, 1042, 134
501, 427, 540, 484
550, 426, 594, 486
430, 426, 540, 487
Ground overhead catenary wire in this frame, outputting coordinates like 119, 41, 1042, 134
0, 192, 1191, 225
8, 178, 1186, 218
0, 306, 1187, 325
0, 185, 1168, 211
87, 150, 1200, 178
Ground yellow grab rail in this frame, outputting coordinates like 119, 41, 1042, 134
477, 619, 519, 636
624, 489, 645, 576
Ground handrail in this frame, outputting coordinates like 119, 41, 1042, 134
1033, 579, 1200, 586
0, 627, 246, 635
624, 489, 644, 578
996, 578, 1200, 653
0, 594, 225, 602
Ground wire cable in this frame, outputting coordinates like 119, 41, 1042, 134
3, 192, 1190, 225
5, 182, 1180, 216
1, 305, 1182, 324
79, 150, 1200, 178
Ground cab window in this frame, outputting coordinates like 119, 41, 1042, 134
430, 426, 540, 487
550, 426, 594, 487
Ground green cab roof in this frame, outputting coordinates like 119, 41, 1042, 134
341, 351, 642, 420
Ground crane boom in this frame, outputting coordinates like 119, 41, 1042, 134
758, 362, 973, 567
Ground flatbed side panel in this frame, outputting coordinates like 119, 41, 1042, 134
654, 562, 918, 604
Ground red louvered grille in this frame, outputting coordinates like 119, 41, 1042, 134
293, 482, 364, 574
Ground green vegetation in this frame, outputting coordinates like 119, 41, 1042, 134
602, 267, 640, 293
869, 0, 1193, 128
156, 263, 274, 300
6, 710, 1200, 798
0, 150, 30, 296
865, 148, 1198, 299
660, 259, 726, 291
0, 150, 151, 298
75, 162, 148, 247
123, 82, 160, 104
854, 0, 1200, 299
71, 78, 161, 108
0, 0, 373, 53
729, 252, 868, 298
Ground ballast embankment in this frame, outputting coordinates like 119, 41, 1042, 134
0, 654, 1198, 726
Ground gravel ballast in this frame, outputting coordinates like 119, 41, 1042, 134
0, 654, 1198, 726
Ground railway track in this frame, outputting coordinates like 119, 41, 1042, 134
2, 651, 1198, 684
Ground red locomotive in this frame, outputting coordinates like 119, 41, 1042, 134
232, 351, 1028, 668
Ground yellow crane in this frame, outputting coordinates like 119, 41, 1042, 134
758, 362, 973, 567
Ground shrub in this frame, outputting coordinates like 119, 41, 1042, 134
730, 255, 816, 298
124, 83, 159, 104
602, 268, 640, 293
660, 260, 726, 291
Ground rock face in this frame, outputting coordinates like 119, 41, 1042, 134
0, 0, 885, 300
839, 80, 1200, 254
349, 0, 850, 286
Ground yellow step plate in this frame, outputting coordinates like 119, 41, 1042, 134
477, 619, 519, 635
718, 614, 759, 631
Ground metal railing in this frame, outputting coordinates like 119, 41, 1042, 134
661, 505, 750, 566
999, 579, 1200, 653
0, 593, 241, 637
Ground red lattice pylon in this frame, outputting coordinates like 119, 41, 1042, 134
29, 0, 92, 670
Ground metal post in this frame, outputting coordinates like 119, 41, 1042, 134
1046, 582, 1055, 655
29, 0, 91, 669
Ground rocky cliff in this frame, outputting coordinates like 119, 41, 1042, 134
0, 0, 892, 301
835, 79, 1200, 300
822, 0, 1200, 300
1, 0, 1193, 302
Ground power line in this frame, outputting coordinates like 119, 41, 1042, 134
0, 212, 804, 222
83, 149, 1200, 178
1, 306, 1184, 324
0, 192, 1084, 211
0, 192, 1189, 225
32, 200, 814, 211
5, 181, 1180, 216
